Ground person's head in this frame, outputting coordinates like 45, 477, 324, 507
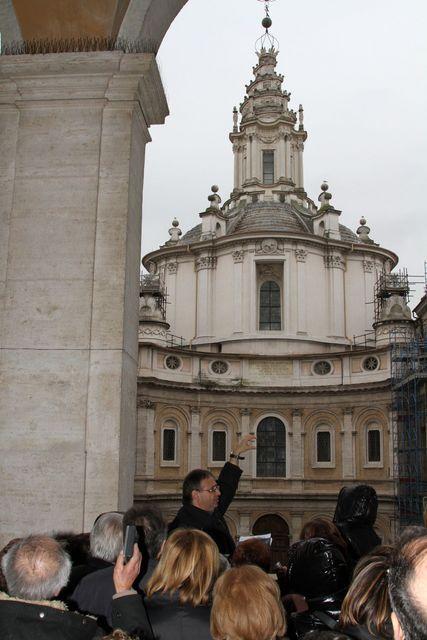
231, 538, 271, 573
389, 536, 427, 640
1, 535, 71, 600
339, 545, 393, 638
182, 469, 221, 512
90, 512, 124, 563
146, 528, 219, 606
396, 525, 427, 549
211, 564, 286, 640
124, 505, 167, 559
300, 517, 347, 554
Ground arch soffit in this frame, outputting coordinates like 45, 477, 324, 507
303, 409, 341, 432
353, 407, 388, 430
255, 412, 288, 431
251, 511, 290, 532
203, 407, 239, 430
119, 0, 188, 52
155, 404, 190, 428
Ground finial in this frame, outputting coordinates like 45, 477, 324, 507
207, 185, 221, 209
356, 216, 374, 244
167, 218, 182, 244
255, 0, 279, 53
298, 104, 304, 131
233, 106, 238, 132
318, 181, 332, 207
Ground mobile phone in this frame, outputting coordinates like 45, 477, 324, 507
123, 524, 138, 563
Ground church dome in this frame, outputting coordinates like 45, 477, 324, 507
181, 200, 358, 244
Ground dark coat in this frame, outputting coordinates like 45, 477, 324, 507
112, 592, 212, 640
70, 565, 115, 630
168, 462, 242, 556
0, 593, 103, 640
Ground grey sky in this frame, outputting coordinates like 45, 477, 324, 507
142, 0, 427, 304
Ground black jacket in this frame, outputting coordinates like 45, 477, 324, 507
168, 462, 242, 556
112, 592, 211, 640
0, 593, 103, 640
70, 565, 115, 630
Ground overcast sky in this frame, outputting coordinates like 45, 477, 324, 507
142, 0, 427, 304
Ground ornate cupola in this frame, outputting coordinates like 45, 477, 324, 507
229, 4, 307, 208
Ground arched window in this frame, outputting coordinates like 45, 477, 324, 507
313, 424, 335, 468
366, 422, 382, 466
210, 422, 228, 465
259, 280, 281, 330
257, 417, 286, 477
161, 420, 178, 465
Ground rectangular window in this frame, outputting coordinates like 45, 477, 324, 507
317, 431, 331, 462
368, 429, 381, 462
259, 280, 281, 330
263, 150, 274, 184
162, 429, 176, 461
212, 431, 226, 462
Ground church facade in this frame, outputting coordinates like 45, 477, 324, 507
136, 31, 414, 558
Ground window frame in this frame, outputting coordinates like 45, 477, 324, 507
256, 416, 287, 478
364, 422, 383, 468
263, 149, 275, 184
209, 423, 229, 467
258, 279, 282, 331
160, 420, 179, 467
312, 424, 335, 468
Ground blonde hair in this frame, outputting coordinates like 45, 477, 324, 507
211, 565, 287, 640
146, 528, 219, 607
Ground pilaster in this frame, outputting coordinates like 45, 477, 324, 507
136, 400, 156, 477
291, 409, 304, 478
189, 406, 202, 470
342, 408, 356, 479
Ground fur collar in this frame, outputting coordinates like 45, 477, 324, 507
0, 591, 68, 611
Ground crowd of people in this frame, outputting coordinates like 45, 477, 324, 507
1, 435, 427, 640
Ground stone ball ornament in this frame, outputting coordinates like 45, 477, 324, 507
211, 185, 219, 193
262, 16, 272, 29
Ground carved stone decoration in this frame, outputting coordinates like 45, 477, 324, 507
295, 249, 307, 262
292, 409, 302, 417
363, 260, 374, 273
138, 399, 155, 409
255, 238, 284, 255
195, 256, 217, 271
167, 262, 178, 274
190, 406, 201, 415
259, 264, 282, 279
140, 326, 167, 338
164, 355, 181, 370
240, 408, 251, 416
211, 360, 229, 375
324, 255, 345, 269
232, 250, 245, 263
147, 261, 157, 274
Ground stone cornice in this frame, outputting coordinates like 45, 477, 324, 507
142, 230, 399, 270
0, 52, 168, 126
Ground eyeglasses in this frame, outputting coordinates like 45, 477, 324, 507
197, 483, 220, 494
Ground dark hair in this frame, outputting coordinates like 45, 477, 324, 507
303, 632, 351, 640
388, 536, 427, 640
231, 538, 271, 573
339, 545, 393, 638
300, 517, 347, 555
124, 505, 167, 558
182, 469, 214, 505
396, 525, 427, 549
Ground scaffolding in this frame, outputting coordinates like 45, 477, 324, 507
391, 333, 427, 530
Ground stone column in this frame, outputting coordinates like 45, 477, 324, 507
136, 400, 156, 478
0, 52, 168, 544
232, 250, 245, 334
324, 254, 346, 338
239, 408, 252, 477
342, 408, 356, 479
297, 143, 304, 189
189, 406, 201, 470
284, 136, 290, 180
291, 409, 304, 478
166, 261, 178, 332
233, 143, 240, 189
295, 249, 308, 334
195, 255, 216, 339
239, 512, 251, 537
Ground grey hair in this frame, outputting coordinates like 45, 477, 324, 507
90, 512, 123, 563
1, 535, 72, 601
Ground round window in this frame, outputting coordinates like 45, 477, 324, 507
363, 356, 379, 372
313, 360, 332, 376
165, 355, 181, 370
211, 360, 229, 375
